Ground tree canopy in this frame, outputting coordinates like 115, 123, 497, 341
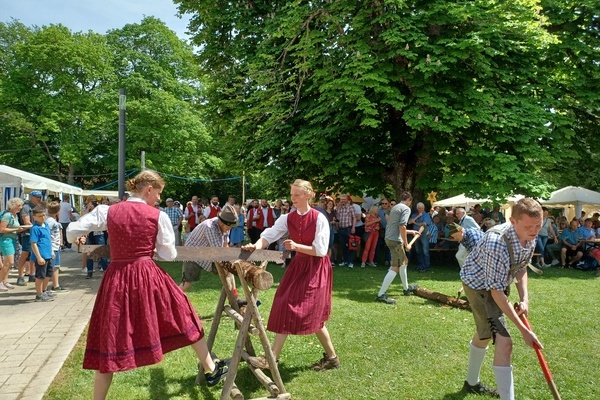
177, 0, 599, 200
0, 17, 227, 199
1, 2, 599, 202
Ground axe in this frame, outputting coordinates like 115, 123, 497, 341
514, 303, 561, 400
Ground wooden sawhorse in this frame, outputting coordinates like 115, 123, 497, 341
197, 260, 291, 400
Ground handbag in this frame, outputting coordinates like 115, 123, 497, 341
348, 234, 360, 251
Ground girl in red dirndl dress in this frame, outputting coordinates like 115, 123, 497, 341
242, 179, 340, 370
67, 171, 227, 399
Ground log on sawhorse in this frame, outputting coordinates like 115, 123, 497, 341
197, 259, 292, 400
413, 286, 471, 311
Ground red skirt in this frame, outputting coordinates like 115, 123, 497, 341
83, 257, 204, 373
267, 253, 332, 335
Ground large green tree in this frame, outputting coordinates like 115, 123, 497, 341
0, 17, 225, 197
539, 1, 600, 191
0, 22, 115, 184
177, 0, 579, 199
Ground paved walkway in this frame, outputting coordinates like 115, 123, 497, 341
0, 250, 100, 400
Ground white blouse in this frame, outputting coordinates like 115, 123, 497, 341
66, 197, 177, 261
260, 208, 330, 257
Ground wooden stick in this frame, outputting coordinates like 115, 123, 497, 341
413, 286, 471, 310
223, 305, 260, 335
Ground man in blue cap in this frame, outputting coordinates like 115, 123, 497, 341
15, 191, 43, 286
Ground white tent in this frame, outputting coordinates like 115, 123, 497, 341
0, 164, 82, 209
540, 186, 600, 221
81, 190, 121, 199
432, 194, 490, 208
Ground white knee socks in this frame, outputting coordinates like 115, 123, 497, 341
378, 269, 397, 297
493, 365, 514, 400
466, 341, 488, 385
399, 265, 408, 291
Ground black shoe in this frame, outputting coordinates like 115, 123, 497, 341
462, 380, 500, 397
403, 283, 419, 296
205, 359, 229, 387
28, 275, 36, 283
86, 272, 93, 279
375, 294, 397, 305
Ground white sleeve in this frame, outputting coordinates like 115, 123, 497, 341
260, 214, 289, 244
156, 211, 177, 260
66, 205, 109, 243
313, 213, 330, 257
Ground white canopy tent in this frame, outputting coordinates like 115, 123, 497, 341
432, 194, 490, 208
81, 190, 121, 199
540, 186, 600, 221
433, 193, 528, 219
0, 164, 82, 209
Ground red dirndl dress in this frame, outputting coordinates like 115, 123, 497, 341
83, 201, 204, 373
266, 208, 332, 335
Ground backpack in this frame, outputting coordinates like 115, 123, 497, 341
575, 255, 598, 271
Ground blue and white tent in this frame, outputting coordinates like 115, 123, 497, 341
0, 164, 82, 210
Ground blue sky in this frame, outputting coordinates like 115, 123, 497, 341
2, 0, 193, 40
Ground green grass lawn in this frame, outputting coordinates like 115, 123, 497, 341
44, 259, 599, 400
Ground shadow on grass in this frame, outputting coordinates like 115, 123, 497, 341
232, 362, 304, 395
440, 389, 469, 400
148, 367, 209, 400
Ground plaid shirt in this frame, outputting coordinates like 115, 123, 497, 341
184, 217, 229, 271
461, 228, 484, 252
460, 222, 535, 291
336, 203, 355, 228
163, 206, 183, 226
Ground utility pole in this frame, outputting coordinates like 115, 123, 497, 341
118, 89, 126, 199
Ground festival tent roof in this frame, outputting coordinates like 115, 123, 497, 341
432, 194, 490, 208
81, 190, 121, 199
540, 186, 600, 208
0, 165, 83, 209
540, 186, 600, 220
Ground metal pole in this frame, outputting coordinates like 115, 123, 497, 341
242, 170, 246, 205
118, 89, 126, 199
141, 151, 146, 170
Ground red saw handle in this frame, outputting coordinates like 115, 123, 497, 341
514, 303, 561, 400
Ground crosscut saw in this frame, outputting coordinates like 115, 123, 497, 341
80, 245, 286, 264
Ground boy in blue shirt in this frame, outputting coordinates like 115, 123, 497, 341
30, 207, 56, 302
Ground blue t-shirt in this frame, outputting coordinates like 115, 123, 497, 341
30, 222, 53, 261
576, 226, 595, 241
560, 228, 580, 246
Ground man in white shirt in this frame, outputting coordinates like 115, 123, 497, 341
58, 196, 74, 250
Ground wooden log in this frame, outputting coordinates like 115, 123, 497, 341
413, 286, 471, 311
248, 394, 291, 400
218, 260, 273, 290
240, 351, 281, 397
230, 384, 243, 400
223, 305, 260, 335
87, 244, 111, 261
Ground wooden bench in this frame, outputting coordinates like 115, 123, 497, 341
429, 247, 457, 265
